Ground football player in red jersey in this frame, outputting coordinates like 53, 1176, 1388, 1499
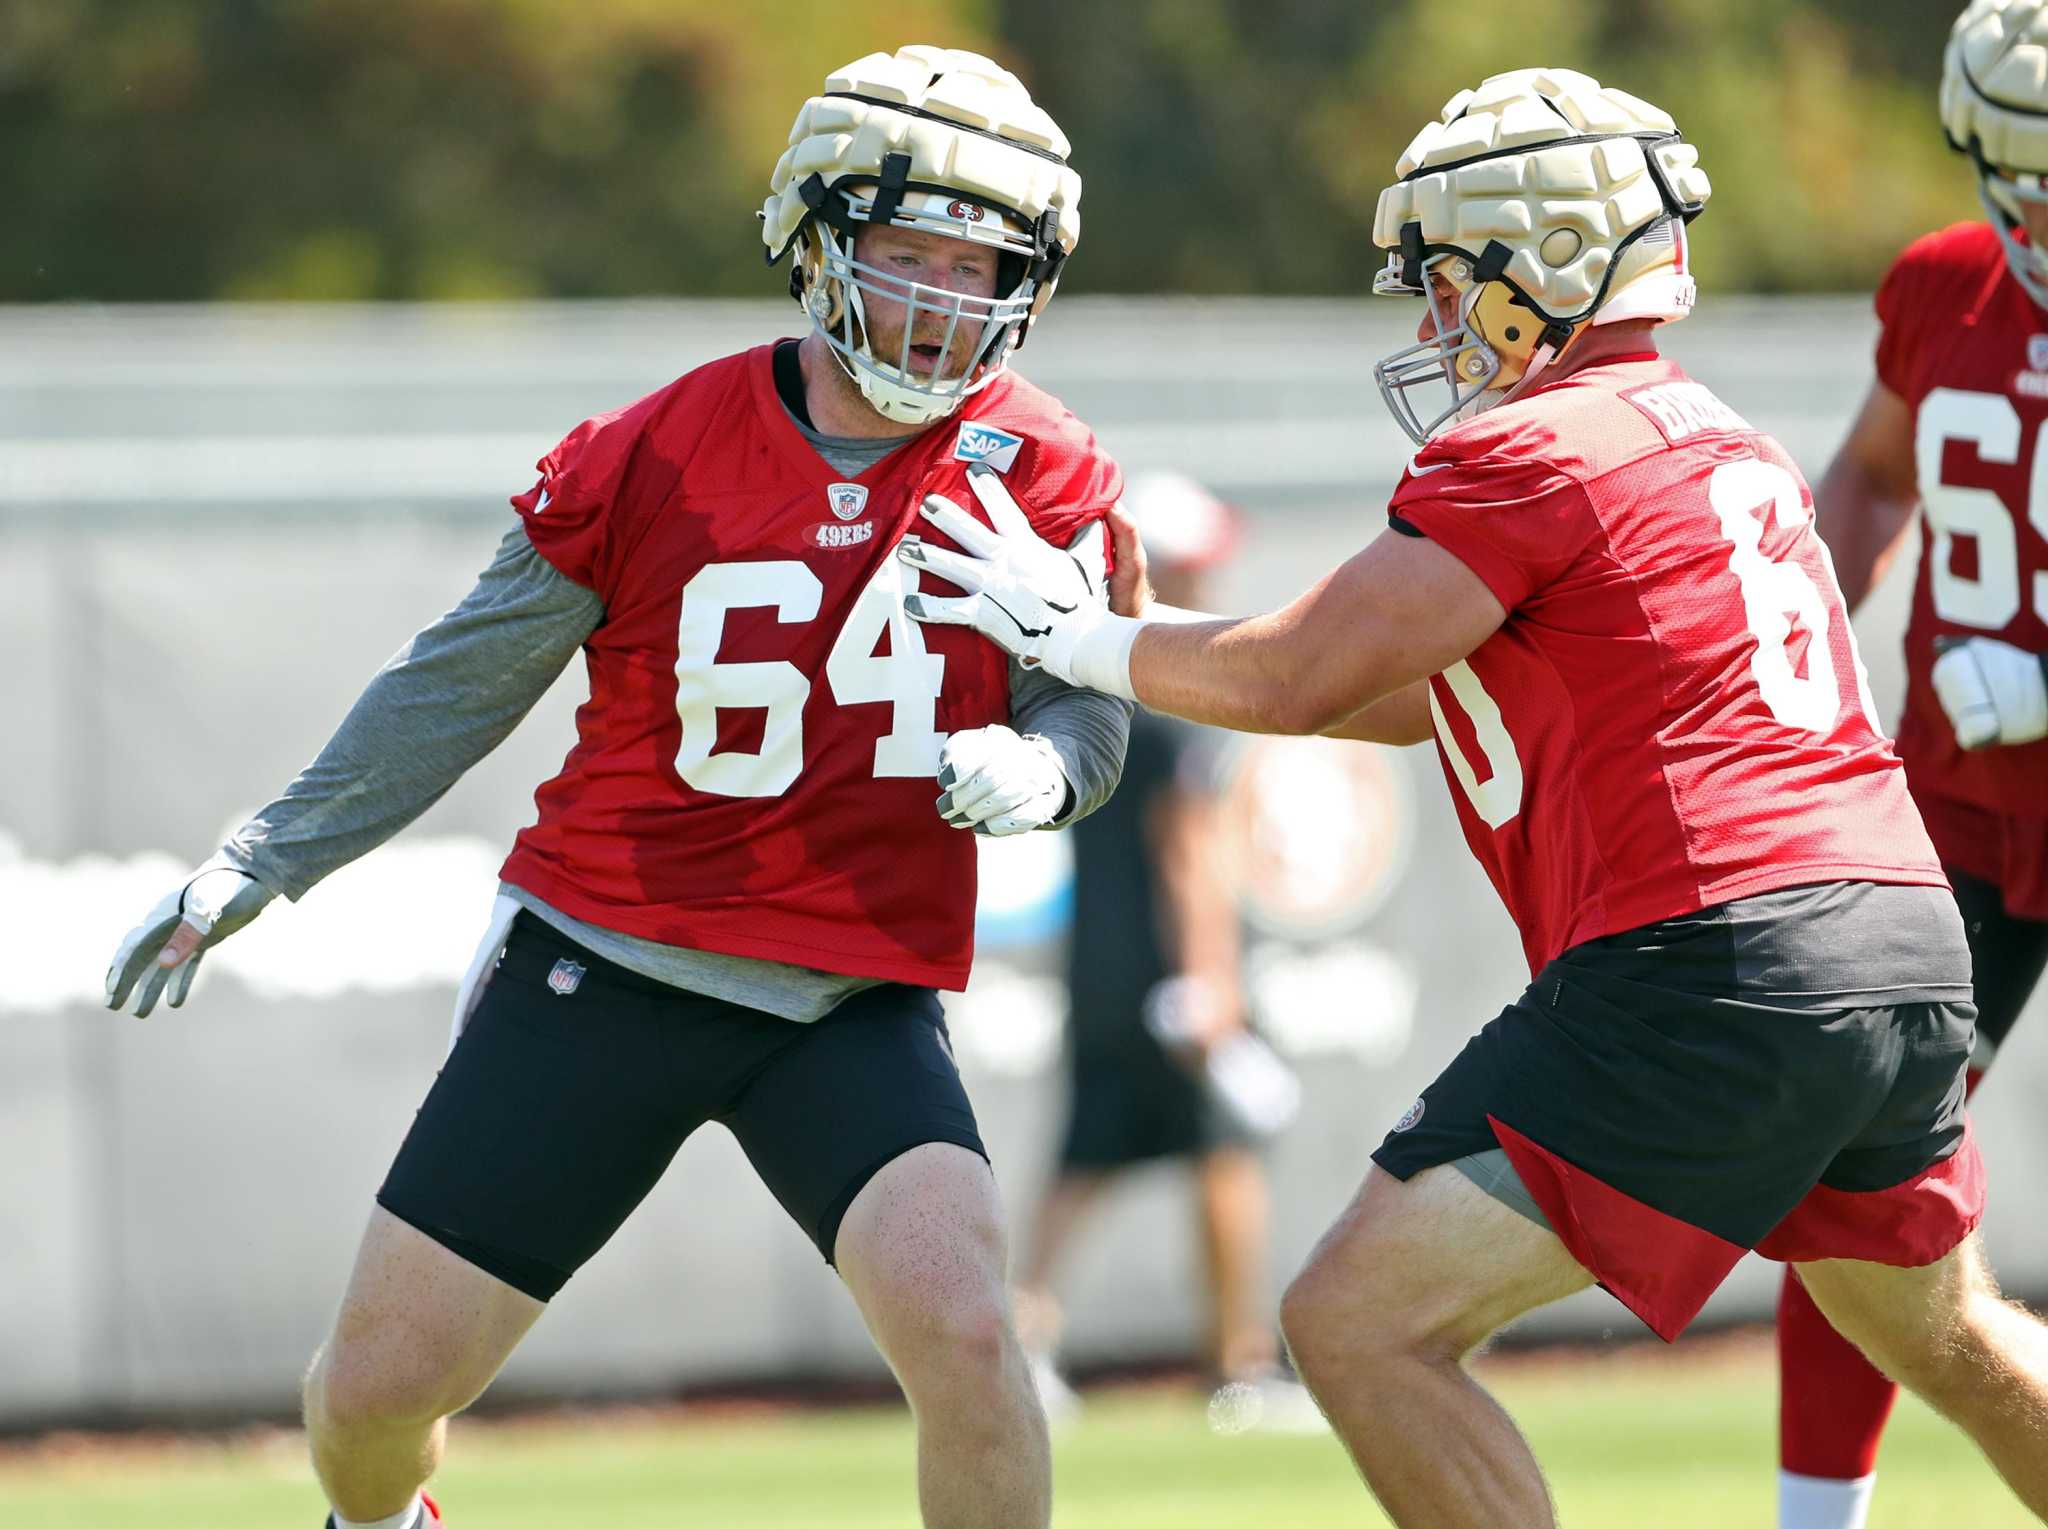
901, 67, 2048, 1529
1776, 5, 2048, 1527
101, 47, 1129, 1529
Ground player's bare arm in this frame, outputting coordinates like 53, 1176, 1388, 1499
1320, 683, 1435, 745
899, 469, 1503, 735
1116, 535, 1502, 734
1099, 487, 1433, 745
1813, 377, 1919, 613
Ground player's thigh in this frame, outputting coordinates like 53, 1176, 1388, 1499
1949, 866, 2048, 1060
1795, 1232, 1998, 1384
315, 1205, 544, 1420
724, 982, 987, 1266
1285, 1162, 1592, 1362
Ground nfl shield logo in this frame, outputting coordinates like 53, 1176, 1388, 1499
546, 958, 585, 997
827, 483, 870, 521
2029, 335, 2048, 374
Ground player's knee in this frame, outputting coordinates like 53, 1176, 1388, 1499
882, 1281, 1018, 1395
1280, 1254, 1402, 1380
931, 1293, 1015, 1378
1277, 1272, 1332, 1379
307, 1327, 468, 1434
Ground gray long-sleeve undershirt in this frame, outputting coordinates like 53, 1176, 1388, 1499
224, 423, 1131, 1022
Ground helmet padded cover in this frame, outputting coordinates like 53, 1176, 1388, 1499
762, 44, 1082, 322
1372, 68, 1712, 323
1944, 0, 2048, 172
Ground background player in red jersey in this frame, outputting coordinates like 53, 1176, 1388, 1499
100, 46, 1130, 1529
898, 67, 2048, 1529
1779, 5, 2048, 1526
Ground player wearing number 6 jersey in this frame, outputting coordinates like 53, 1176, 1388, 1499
897, 67, 2048, 1529
1775, 6, 2048, 1527
100, 47, 1127, 1529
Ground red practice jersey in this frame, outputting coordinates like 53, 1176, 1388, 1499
499, 344, 1119, 990
1392, 354, 1946, 975
1874, 223, 2048, 902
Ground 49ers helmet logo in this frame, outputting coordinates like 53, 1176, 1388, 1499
947, 199, 986, 223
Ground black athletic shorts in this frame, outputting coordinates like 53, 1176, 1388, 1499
378, 913, 986, 1301
1059, 1031, 1250, 1170
1372, 882, 1985, 1342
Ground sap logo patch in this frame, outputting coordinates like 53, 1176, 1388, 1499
804, 520, 876, 551
827, 482, 869, 521
546, 958, 585, 996
952, 422, 1024, 473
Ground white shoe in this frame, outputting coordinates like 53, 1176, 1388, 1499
1249, 1375, 1328, 1434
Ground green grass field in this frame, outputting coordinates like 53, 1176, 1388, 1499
0, 1336, 2031, 1527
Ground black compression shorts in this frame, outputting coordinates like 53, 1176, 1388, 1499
377, 914, 986, 1300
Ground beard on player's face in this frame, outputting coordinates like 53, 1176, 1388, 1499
851, 225, 1000, 384
857, 299, 988, 383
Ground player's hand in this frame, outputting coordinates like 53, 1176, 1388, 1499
936, 725, 1070, 836
105, 856, 275, 1017
897, 464, 1111, 686
1932, 636, 2048, 750
1106, 499, 1154, 617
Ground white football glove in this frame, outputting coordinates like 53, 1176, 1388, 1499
937, 725, 1070, 836
105, 855, 275, 1017
1932, 636, 2048, 750
897, 465, 1138, 698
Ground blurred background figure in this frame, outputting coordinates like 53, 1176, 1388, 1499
1011, 473, 1313, 1429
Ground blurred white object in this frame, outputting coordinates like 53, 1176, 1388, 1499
1207, 1373, 1325, 1436
1025, 1347, 1081, 1425
1144, 975, 1302, 1139
1204, 1031, 1303, 1139
1121, 471, 1239, 570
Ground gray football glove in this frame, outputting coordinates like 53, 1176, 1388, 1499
105, 855, 275, 1017
1931, 636, 2048, 750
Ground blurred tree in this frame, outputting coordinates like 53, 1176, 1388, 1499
1003, 0, 1977, 300
0, 0, 1987, 301
0, 0, 991, 301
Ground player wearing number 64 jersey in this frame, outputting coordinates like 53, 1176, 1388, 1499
900, 67, 2048, 1529
101, 47, 1126, 1529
